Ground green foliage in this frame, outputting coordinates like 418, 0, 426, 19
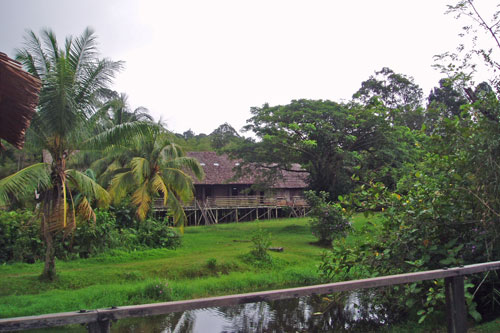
323, 86, 500, 321
305, 191, 351, 245
0, 210, 43, 263
0, 210, 181, 263
136, 218, 181, 249
210, 122, 242, 150
60, 210, 122, 258
249, 226, 272, 262
106, 125, 204, 224
353, 67, 425, 130
227, 99, 414, 198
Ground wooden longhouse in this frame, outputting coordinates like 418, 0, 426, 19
155, 151, 309, 225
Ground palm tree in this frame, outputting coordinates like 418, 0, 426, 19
0, 28, 123, 280
107, 125, 204, 225
96, 91, 154, 127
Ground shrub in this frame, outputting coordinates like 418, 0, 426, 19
136, 218, 181, 249
249, 226, 272, 261
0, 209, 182, 264
0, 210, 43, 263
305, 191, 351, 245
61, 210, 122, 258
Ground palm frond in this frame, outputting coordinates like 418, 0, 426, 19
15, 29, 50, 77
109, 171, 136, 204
69, 27, 98, 75
130, 157, 150, 184
132, 182, 151, 221
15, 50, 41, 79
76, 196, 96, 222
151, 173, 168, 206
160, 141, 184, 160
82, 122, 159, 150
164, 156, 205, 180
0, 163, 51, 206
41, 29, 60, 62
162, 168, 195, 202
62, 179, 68, 227
166, 192, 187, 231
75, 59, 123, 114
65, 169, 110, 207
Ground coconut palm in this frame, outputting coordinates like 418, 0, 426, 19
103, 92, 154, 125
106, 125, 204, 225
0, 28, 124, 280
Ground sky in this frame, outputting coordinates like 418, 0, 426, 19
0, 1, 495, 135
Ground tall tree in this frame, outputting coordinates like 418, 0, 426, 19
427, 78, 468, 117
228, 99, 404, 199
210, 122, 241, 149
0, 28, 122, 280
353, 67, 425, 130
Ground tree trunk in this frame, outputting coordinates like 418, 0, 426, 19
42, 229, 56, 280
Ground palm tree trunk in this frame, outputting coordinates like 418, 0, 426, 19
42, 228, 56, 280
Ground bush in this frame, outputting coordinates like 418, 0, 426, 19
0, 210, 43, 263
249, 226, 272, 261
59, 210, 122, 258
0, 209, 182, 263
136, 218, 181, 249
305, 191, 351, 245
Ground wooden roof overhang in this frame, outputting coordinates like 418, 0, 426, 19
0, 52, 41, 149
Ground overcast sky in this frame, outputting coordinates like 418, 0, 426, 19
1, 1, 494, 135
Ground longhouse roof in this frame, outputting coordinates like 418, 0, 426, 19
0, 52, 41, 149
187, 151, 308, 189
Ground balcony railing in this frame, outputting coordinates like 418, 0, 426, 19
154, 196, 308, 209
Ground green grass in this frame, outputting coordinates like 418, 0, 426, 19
0, 217, 327, 318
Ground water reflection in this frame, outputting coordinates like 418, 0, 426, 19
113, 291, 390, 332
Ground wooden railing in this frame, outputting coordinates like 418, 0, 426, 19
1, 261, 500, 332
154, 196, 308, 209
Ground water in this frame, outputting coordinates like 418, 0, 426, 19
111, 292, 389, 333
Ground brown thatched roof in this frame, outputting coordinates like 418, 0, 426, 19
187, 151, 308, 189
0, 52, 41, 149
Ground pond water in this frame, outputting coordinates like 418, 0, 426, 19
110, 292, 390, 333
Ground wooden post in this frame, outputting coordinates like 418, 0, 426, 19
235, 208, 239, 222
445, 276, 467, 333
87, 319, 110, 333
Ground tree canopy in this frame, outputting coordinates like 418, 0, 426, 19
226, 99, 410, 198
